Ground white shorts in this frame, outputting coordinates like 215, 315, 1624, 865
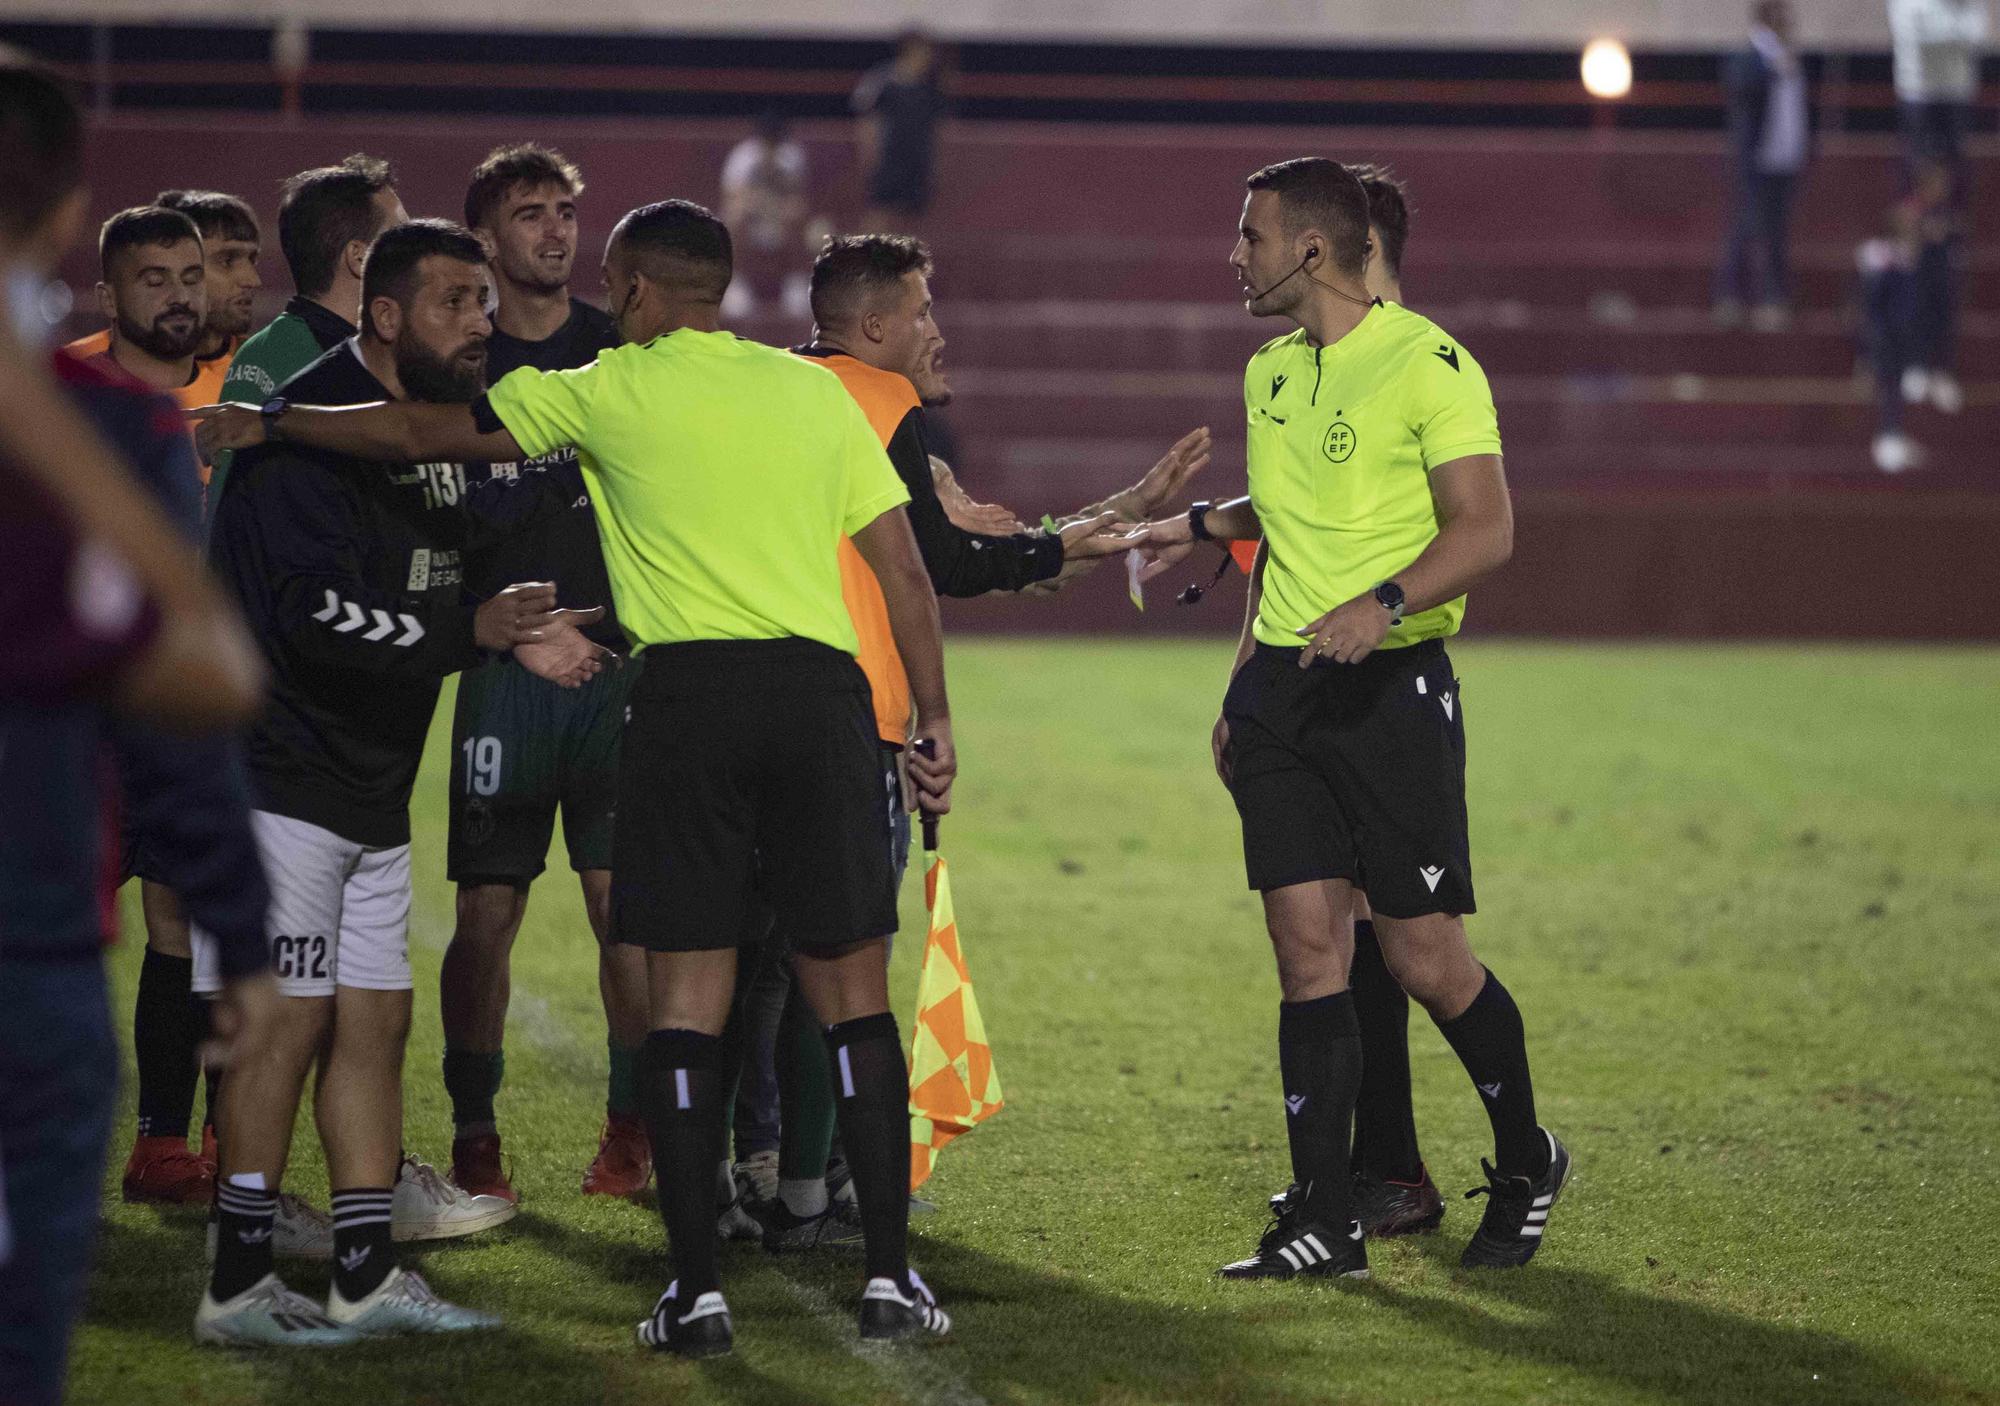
192, 810, 412, 998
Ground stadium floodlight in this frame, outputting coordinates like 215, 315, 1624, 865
1580, 38, 1633, 99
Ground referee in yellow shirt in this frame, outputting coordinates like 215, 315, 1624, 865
1134, 157, 1569, 1279
196, 200, 957, 1353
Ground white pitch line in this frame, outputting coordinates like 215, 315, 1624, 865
774, 1274, 988, 1406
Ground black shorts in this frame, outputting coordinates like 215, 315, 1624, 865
1223, 639, 1474, 919
447, 653, 640, 885
610, 639, 898, 956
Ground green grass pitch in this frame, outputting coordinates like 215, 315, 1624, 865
75, 638, 2000, 1405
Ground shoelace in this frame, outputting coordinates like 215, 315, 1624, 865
403, 1158, 469, 1205
1463, 1159, 1534, 1226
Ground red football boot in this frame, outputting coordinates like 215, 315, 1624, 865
448, 1131, 519, 1204
581, 1115, 652, 1199
121, 1135, 215, 1205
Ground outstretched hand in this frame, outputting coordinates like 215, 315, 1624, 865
1119, 516, 1200, 581
187, 402, 266, 460
515, 611, 618, 688
1125, 426, 1213, 520
1057, 511, 1132, 562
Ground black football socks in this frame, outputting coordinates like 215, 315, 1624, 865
639, 1028, 725, 1297
1436, 968, 1549, 1178
330, 1188, 395, 1300
823, 1013, 912, 1289
1348, 919, 1425, 1183
211, 1176, 277, 1301
133, 948, 202, 1140
1277, 991, 1362, 1227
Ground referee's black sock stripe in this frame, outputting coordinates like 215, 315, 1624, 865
823, 1013, 911, 1290
639, 1028, 725, 1298
1277, 991, 1362, 1229
1435, 968, 1548, 1178
134, 948, 201, 1140
1349, 919, 1425, 1183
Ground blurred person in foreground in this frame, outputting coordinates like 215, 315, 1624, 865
721, 234, 1201, 1248
196, 198, 967, 1356
719, 112, 813, 320
1889, 0, 1989, 200
0, 59, 273, 1406
853, 29, 948, 232
209, 153, 406, 503
1129, 157, 1568, 1279
190, 219, 606, 1347
444, 143, 647, 1206
1715, 0, 1813, 331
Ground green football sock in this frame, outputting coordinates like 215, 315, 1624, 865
777, 983, 838, 1182
607, 1040, 641, 1120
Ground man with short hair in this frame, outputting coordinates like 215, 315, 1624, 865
209, 154, 405, 502
197, 198, 965, 1355
1133, 157, 1568, 1278
75, 206, 210, 401
192, 219, 603, 1345
1223, 164, 1447, 1240
64, 188, 268, 1210
441, 143, 649, 1204
737, 233, 1199, 1248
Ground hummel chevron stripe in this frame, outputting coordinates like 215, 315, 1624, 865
312, 592, 426, 646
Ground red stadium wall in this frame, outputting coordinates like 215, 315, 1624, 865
68, 114, 2000, 640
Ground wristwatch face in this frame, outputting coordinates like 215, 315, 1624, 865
1375, 582, 1405, 612
260, 397, 286, 418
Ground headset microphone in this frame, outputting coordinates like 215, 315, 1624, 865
1248, 253, 1313, 301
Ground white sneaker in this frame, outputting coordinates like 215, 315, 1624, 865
205, 1193, 336, 1263
1873, 432, 1925, 474
194, 1273, 357, 1348
1928, 371, 1963, 414
326, 1265, 501, 1335
734, 1149, 779, 1206
393, 1155, 517, 1242
1902, 366, 1931, 404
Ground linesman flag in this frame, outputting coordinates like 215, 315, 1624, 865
907, 811, 1004, 1190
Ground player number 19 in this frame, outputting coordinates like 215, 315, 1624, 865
462, 735, 502, 796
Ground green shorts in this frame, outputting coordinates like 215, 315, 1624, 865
447, 652, 642, 885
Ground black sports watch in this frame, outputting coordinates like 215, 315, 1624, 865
1372, 580, 1406, 625
259, 396, 289, 440
1188, 500, 1216, 542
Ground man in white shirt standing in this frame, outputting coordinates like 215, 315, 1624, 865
1890, 0, 1988, 200
1716, 0, 1812, 330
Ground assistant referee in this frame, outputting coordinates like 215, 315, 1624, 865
1135, 157, 1570, 1279
194, 199, 958, 1355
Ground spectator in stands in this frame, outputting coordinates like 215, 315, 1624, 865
1857, 201, 1925, 472
853, 30, 948, 232
1889, 0, 1988, 201
719, 112, 812, 321
1715, 0, 1812, 331
1900, 157, 1966, 414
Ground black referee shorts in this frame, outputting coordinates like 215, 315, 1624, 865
610, 638, 899, 956
1222, 639, 1475, 919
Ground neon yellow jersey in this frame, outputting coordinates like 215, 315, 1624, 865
484, 328, 909, 655
1245, 301, 1502, 651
